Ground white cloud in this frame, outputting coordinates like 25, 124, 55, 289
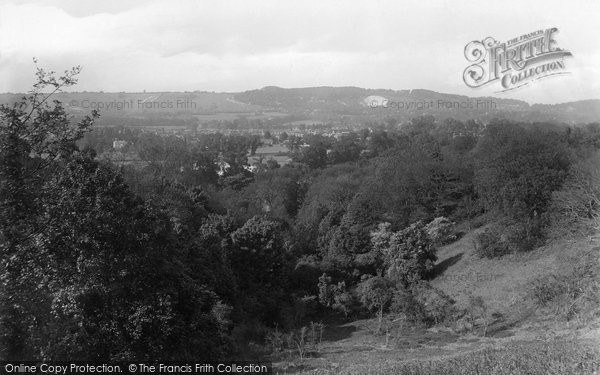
1, 0, 599, 103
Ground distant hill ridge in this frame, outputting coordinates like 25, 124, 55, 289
1, 87, 598, 124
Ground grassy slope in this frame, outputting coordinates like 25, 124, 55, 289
275, 225, 600, 374
431, 224, 600, 329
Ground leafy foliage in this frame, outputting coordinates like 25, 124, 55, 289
317, 274, 353, 317
357, 276, 394, 332
474, 120, 570, 220
0, 65, 228, 361
424, 217, 455, 244
381, 222, 437, 287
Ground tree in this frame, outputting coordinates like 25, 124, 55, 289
317, 274, 353, 318
221, 135, 251, 174
39, 156, 228, 360
228, 216, 290, 322
0, 64, 229, 361
220, 171, 254, 190
265, 158, 280, 170
473, 121, 571, 249
355, 222, 393, 276
0, 63, 97, 359
294, 145, 327, 169
368, 130, 396, 157
424, 217, 454, 244
551, 152, 600, 231
319, 195, 376, 274
245, 167, 305, 220
292, 135, 330, 169
328, 133, 363, 164
474, 121, 570, 220
187, 146, 218, 185
287, 135, 302, 152
357, 276, 394, 333
383, 221, 437, 287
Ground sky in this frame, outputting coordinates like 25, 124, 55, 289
0, 0, 599, 104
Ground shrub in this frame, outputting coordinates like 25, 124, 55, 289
504, 219, 544, 252
265, 326, 285, 353
385, 221, 437, 286
307, 321, 325, 350
291, 295, 319, 326
530, 250, 600, 321
474, 122, 570, 222
531, 275, 570, 306
317, 274, 354, 317
357, 276, 394, 333
474, 225, 510, 258
232, 320, 271, 341
475, 219, 545, 258
286, 327, 309, 359
331, 290, 354, 318
471, 216, 486, 228
411, 282, 457, 325
390, 287, 427, 324
390, 282, 457, 326
425, 217, 455, 244
464, 295, 490, 336
267, 321, 325, 359
548, 152, 600, 236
